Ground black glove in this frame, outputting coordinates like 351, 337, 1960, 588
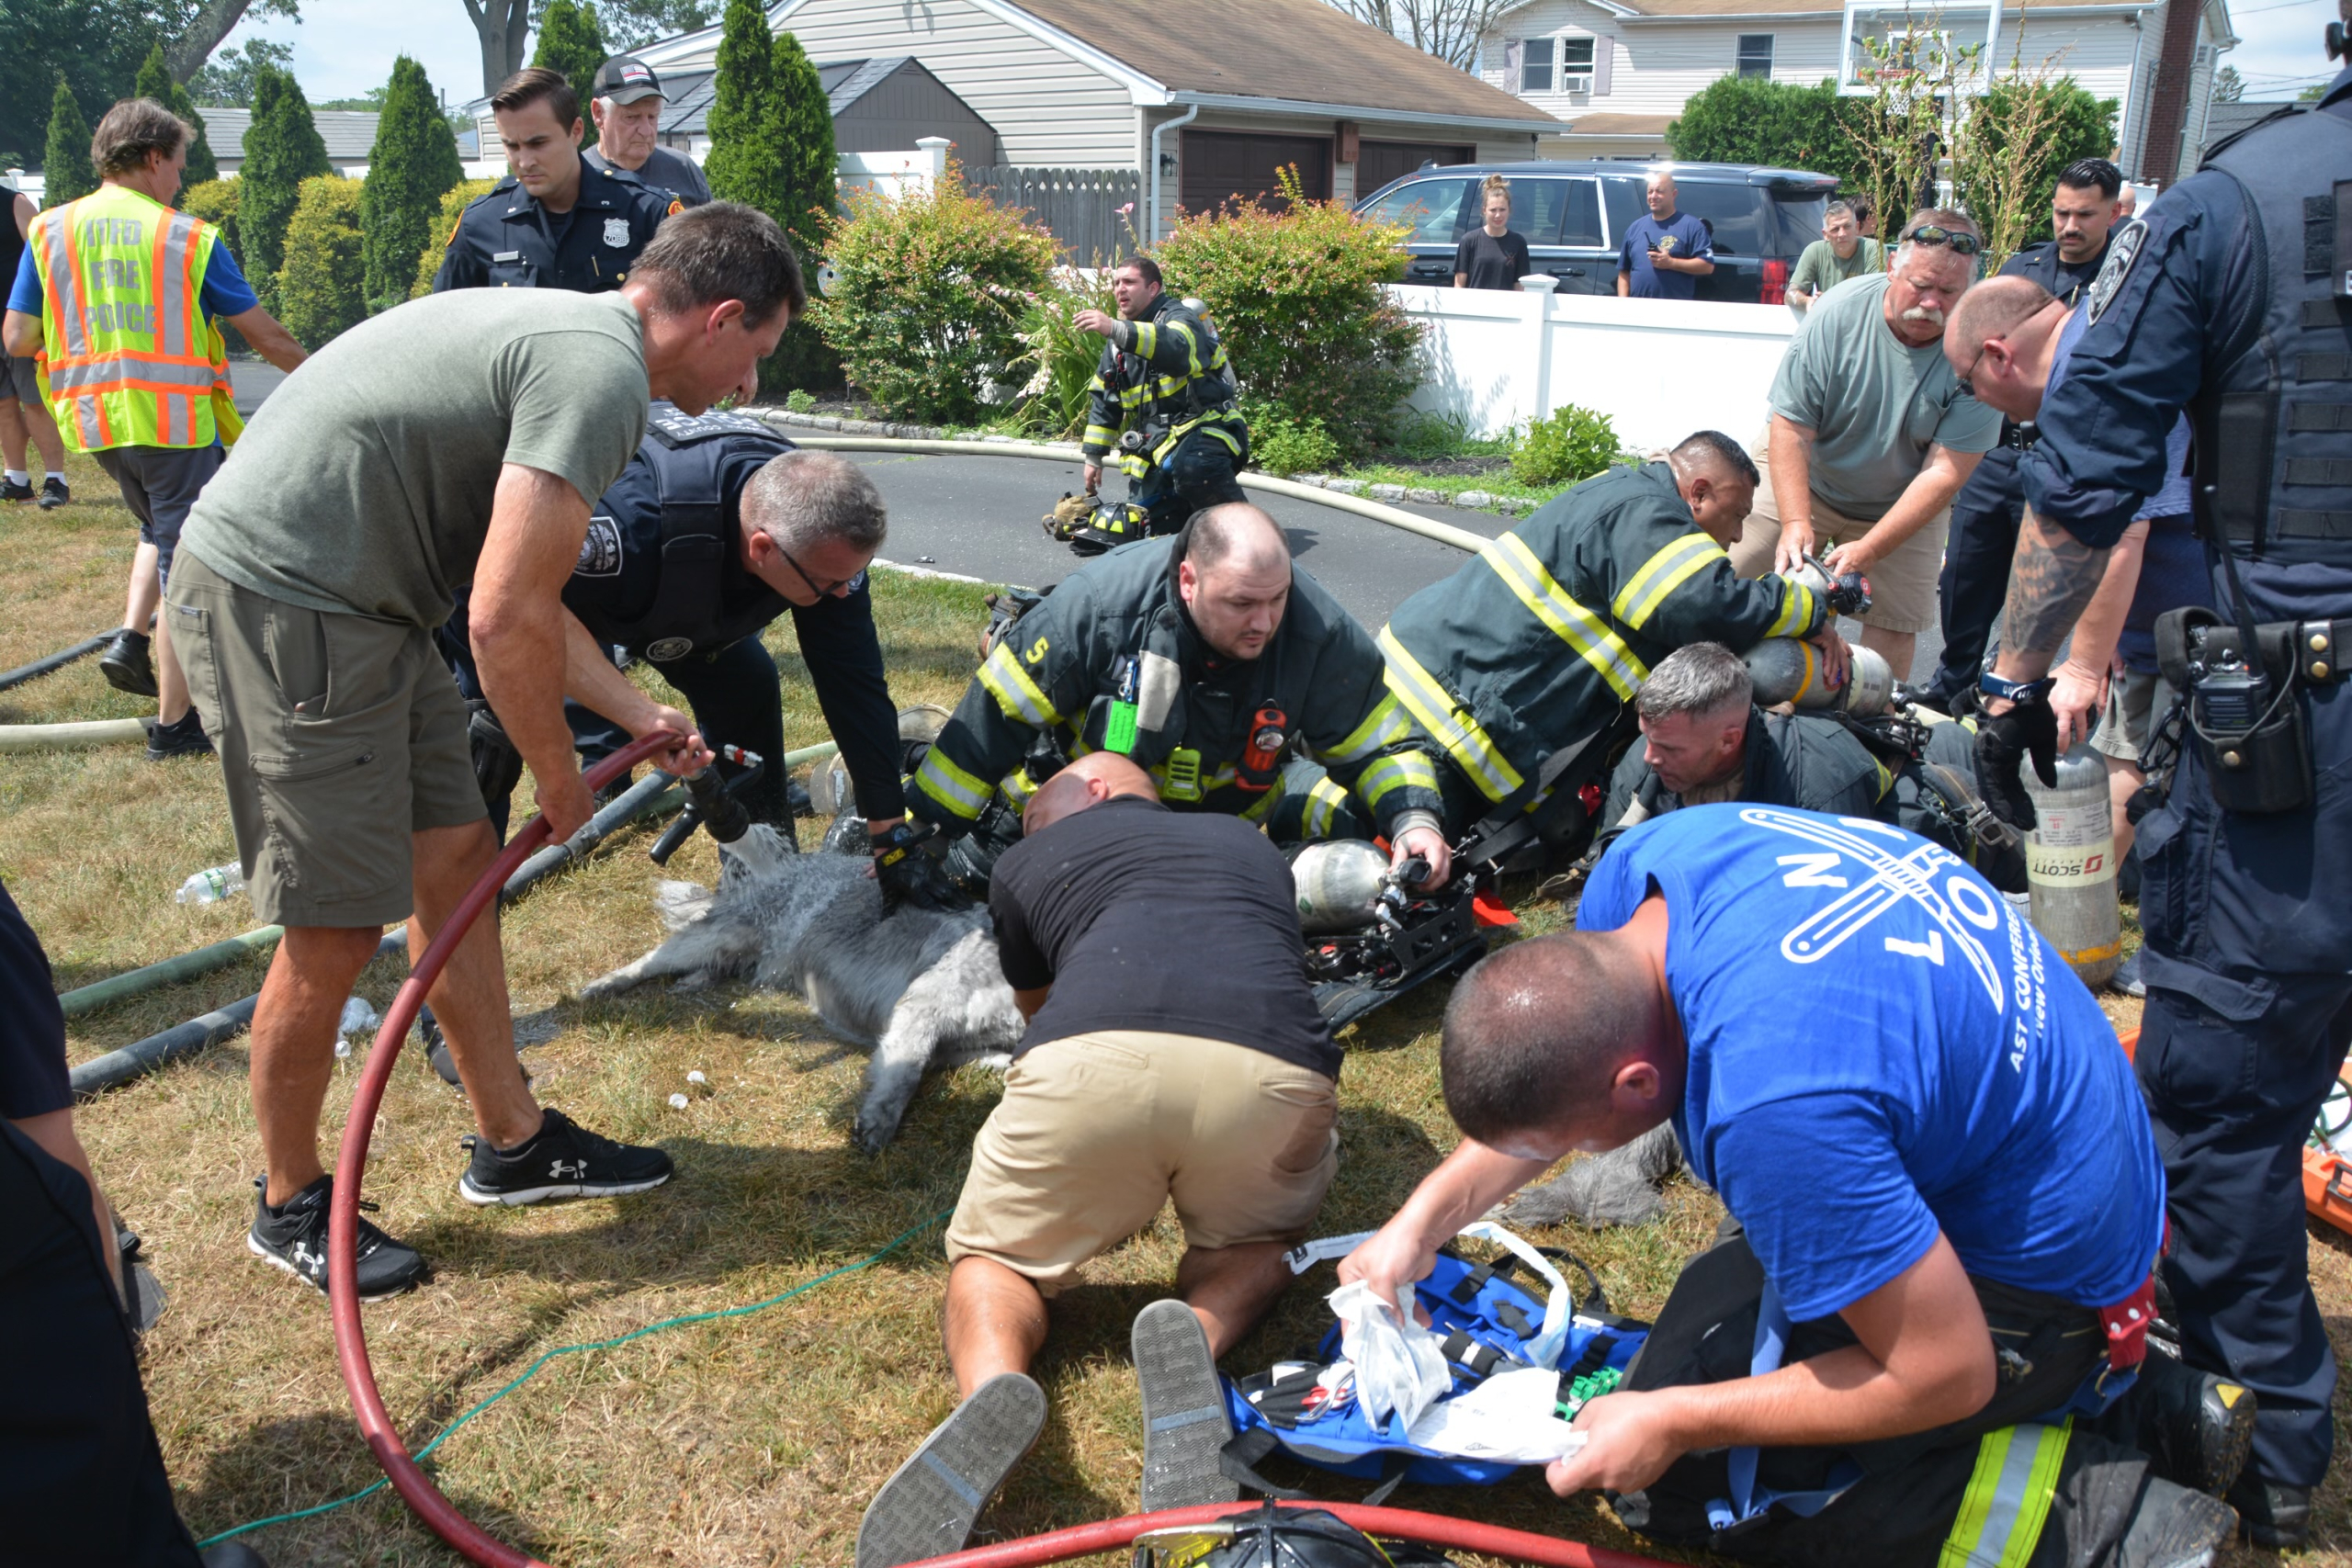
1972, 700, 2059, 832
873, 820, 963, 915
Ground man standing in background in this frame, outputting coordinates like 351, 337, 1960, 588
1786, 200, 1881, 316
0, 180, 69, 509
1615, 170, 1713, 300
582, 55, 712, 208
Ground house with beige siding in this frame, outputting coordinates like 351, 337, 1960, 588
1476, 0, 2237, 186
631, 0, 1561, 236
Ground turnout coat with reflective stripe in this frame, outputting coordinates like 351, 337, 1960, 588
28, 183, 237, 454
910, 536, 1441, 833
1080, 293, 1246, 479
1382, 461, 1828, 807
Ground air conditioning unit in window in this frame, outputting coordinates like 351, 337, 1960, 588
1562, 71, 1593, 93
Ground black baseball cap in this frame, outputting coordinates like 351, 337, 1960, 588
591, 56, 665, 104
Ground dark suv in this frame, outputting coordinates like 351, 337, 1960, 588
1355, 160, 1837, 304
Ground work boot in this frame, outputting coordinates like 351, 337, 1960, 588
2227, 1475, 2312, 1551
98, 627, 158, 697
37, 475, 70, 509
2129, 1351, 2256, 1498
857, 1372, 1046, 1568
144, 708, 214, 761
2115, 1476, 2238, 1568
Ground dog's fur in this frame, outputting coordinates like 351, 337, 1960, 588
580, 824, 1022, 1151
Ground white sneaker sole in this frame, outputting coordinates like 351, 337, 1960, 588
457, 1169, 673, 1207
246, 1232, 415, 1303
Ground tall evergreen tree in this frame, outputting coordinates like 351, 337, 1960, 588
134, 44, 219, 189
531, 1, 608, 149
358, 56, 464, 313
42, 77, 97, 205
240, 66, 333, 311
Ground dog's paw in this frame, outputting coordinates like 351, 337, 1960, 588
850, 1109, 902, 1155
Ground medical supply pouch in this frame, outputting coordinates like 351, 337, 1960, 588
1221, 1225, 1647, 1498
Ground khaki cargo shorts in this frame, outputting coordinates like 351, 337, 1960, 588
1726, 431, 1948, 635
2092, 669, 2175, 765
165, 552, 485, 928
945, 1030, 1340, 1294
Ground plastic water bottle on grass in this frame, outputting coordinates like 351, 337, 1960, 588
175, 863, 246, 905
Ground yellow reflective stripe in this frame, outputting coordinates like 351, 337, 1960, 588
1302, 777, 1350, 840
1001, 769, 1039, 807
976, 644, 1060, 728
913, 747, 991, 821
1939, 1421, 2071, 1568
1484, 535, 1649, 700
1327, 693, 1410, 764
1082, 423, 1117, 448
1131, 321, 1156, 359
1765, 581, 1818, 637
1611, 533, 1727, 630
1357, 750, 1437, 811
1873, 760, 1894, 800
1377, 626, 1524, 802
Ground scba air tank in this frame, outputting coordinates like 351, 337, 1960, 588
1290, 840, 1390, 934
2023, 742, 2121, 988
1742, 639, 1894, 716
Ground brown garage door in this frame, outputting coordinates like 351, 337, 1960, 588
1180, 130, 1332, 216
1357, 141, 1475, 200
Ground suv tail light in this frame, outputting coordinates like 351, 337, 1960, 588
1759, 258, 1791, 306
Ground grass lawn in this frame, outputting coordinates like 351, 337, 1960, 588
5, 451, 2346, 1567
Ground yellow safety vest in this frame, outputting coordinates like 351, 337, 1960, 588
28, 183, 243, 454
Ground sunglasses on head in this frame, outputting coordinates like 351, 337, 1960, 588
1903, 223, 1983, 256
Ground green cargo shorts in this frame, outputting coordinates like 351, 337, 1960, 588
165, 552, 486, 928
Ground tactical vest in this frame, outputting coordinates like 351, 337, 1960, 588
28, 183, 238, 453
2195, 102, 2352, 560
592, 404, 796, 660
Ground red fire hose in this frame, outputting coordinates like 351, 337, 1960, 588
322, 734, 1679, 1568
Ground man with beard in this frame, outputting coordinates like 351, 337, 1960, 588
1728, 209, 2003, 682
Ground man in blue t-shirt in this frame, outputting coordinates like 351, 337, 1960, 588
1344, 805, 2248, 1566
1615, 171, 1713, 301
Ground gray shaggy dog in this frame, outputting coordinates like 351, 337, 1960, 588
580, 823, 1021, 1152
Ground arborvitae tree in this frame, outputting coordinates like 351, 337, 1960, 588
409, 177, 497, 299
240, 65, 333, 310
133, 45, 218, 187
531, 1, 609, 149
358, 56, 464, 313
276, 175, 365, 346
42, 79, 97, 206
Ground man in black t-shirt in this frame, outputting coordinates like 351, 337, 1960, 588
1453, 175, 1531, 290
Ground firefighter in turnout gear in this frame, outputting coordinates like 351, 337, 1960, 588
1374, 431, 1850, 846
908, 504, 1450, 891
1065, 255, 1248, 552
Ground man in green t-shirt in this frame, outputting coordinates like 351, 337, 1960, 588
1787, 199, 1883, 317
164, 203, 804, 1303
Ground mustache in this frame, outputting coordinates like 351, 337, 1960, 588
1900, 305, 1947, 326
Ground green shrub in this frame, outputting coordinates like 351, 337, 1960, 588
814, 165, 1058, 424
359, 56, 464, 314
1511, 403, 1617, 488
41, 79, 96, 207
1954, 79, 2118, 258
275, 175, 366, 347
134, 45, 219, 186
1667, 75, 1867, 189
1245, 400, 1340, 477
409, 177, 498, 299
531, 0, 607, 149
240, 66, 333, 312
182, 178, 242, 266
1152, 166, 1421, 460
785, 388, 816, 412
1012, 270, 1114, 439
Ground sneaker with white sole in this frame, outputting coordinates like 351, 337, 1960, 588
457, 1108, 673, 1205
1134, 1297, 1240, 1512
246, 1175, 425, 1301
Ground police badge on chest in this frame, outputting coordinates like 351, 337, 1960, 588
604, 217, 631, 249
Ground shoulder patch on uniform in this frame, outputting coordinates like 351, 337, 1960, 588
666, 198, 683, 217
576, 514, 623, 577
444, 220, 461, 249
2086, 218, 2146, 327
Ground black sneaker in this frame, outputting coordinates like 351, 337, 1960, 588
99, 628, 158, 697
2227, 1475, 2312, 1551
458, 1108, 673, 1206
145, 709, 215, 761
0, 476, 30, 502
2132, 1351, 2256, 1498
246, 1175, 426, 1302
37, 476, 69, 509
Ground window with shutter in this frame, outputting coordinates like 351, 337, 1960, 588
1522, 37, 1555, 93
1560, 37, 1595, 92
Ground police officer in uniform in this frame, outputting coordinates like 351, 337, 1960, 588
1062, 255, 1249, 553
454, 403, 961, 911
1923, 157, 2129, 712
433, 65, 678, 295
1972, 23, 2352, 1544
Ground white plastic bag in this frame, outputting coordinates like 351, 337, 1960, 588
334, 996, 379, 1059
1328, 1278, 1453, 1434
1405, 1366, 1589, 1464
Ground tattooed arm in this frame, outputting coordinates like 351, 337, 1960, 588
1978, 508, 2111, 712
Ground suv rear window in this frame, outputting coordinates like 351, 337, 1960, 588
1600, 175, 1826, 259
1361, 177, 1473, 245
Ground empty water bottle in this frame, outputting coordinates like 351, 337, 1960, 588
175, 863, 246, 905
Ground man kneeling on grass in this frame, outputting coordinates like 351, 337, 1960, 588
855, 751, 1340, 1568
1343, 804, 2256, 1568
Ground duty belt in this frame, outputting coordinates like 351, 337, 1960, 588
2291, 619, 2349, 682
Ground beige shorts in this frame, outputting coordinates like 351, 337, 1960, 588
1727, 433, 1948, 635
2092, 669, 2175, 765
945, 1029, 1340, 1294
165, 552, 485, 928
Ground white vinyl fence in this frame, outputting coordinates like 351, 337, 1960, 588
1389, 279, 1799, 454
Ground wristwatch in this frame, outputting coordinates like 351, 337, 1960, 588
1978, 671, 2055, 705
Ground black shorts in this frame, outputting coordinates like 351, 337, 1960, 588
94, 444, 225, 588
